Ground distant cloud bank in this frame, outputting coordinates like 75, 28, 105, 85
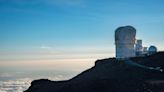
0, 75, 69, 92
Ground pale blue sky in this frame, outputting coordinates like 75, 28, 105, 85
0, 0, 164, 63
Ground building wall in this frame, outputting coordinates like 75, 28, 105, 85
115, 26, 136, 59
116, 43, 136, 59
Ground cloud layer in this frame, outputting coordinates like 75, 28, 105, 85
0, 75, 69, 92
0, 78, 31, 92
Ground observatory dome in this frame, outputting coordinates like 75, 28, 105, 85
148, 46, 157, 55
115, 26, 136, 44
115, 26, 136, 59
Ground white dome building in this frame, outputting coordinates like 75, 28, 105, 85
115, 26, 136, 59
148, 45, 157, 55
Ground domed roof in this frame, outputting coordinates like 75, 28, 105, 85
115, 26, 136, 33
148, 45, 157, 52
115, 25, 136, 44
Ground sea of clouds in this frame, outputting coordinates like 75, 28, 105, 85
0, 78, 31, 92
0, 75, 69, 92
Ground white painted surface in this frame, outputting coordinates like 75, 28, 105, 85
115, 26, 136, 59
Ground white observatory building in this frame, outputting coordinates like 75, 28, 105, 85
115, 26, 136, 59
115, 26, 158, 59
148, 45, 157, 55
135, 40, 143, 56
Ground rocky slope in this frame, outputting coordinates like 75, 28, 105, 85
25, 52, 164, 92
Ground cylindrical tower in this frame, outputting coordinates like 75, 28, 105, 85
115, 26, 136, 59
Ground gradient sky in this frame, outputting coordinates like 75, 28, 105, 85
0, 0, 164, 65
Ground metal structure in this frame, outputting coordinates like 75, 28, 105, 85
115, 26, 136, 59
135, 40, 143, 56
